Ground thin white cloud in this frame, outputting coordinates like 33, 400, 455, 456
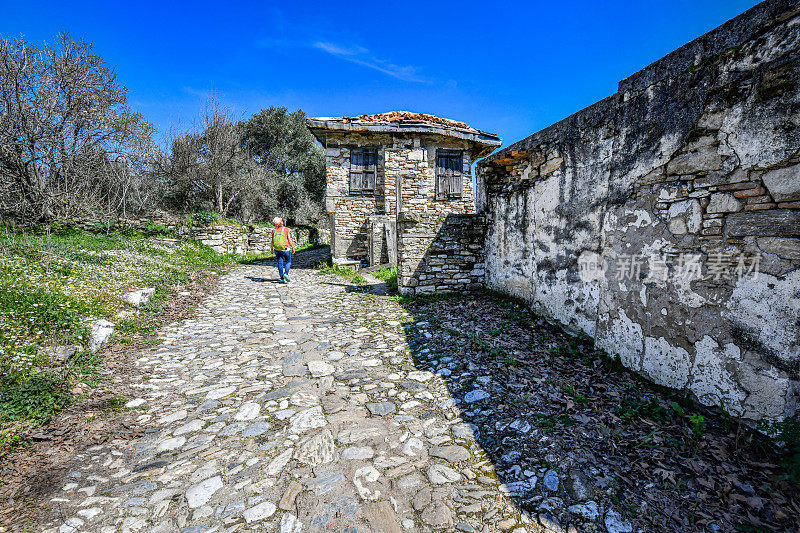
182, 86, 213, 99
312, 41, 426, 83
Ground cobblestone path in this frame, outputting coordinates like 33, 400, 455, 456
40, 251, 532, 533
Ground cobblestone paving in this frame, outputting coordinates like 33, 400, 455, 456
40, 250, 534, 533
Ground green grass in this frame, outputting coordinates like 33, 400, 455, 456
373, 266, 397, 291
0, 222, 245, 455
315, 263, 368, 285
295, 242, 327, 253
0, 373, 70, 424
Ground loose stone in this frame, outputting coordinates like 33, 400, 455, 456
243, 501, 277, 522
428, 464, 461, 484
265, 448, 294, 476
295, 429, 337, 466
307, 360, 335, 377
568, 501, 600, 520
366, 401, 397, 416
288, 406, 327, 434
543, 470, 559, 492
279, 481, 304, 510
186, 476, 223, 508
429, 445, 470, 463
463, 389, 490, 403
156, 436, 185, 453
233, 402, 261, 421
421, 500, 454, 528
604, 510, 633, 533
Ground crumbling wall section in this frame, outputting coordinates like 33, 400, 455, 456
477, 0, 800, 421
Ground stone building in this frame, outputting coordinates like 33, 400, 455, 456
306, 112, 501, 267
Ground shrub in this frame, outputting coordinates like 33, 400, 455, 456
189, 211, 221, 226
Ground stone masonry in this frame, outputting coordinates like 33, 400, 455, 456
33, 250, 562, 533
477, 0, 800, 422
189, 224, 330, 256
307, 112, 500, 270
397, 213, 486, 297
63, 217, 330, 257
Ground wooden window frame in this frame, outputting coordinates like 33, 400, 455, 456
435, 149, 464, 200
349, 147, 378, 196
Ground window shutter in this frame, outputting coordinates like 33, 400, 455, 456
436, 150, 463, 200
436, 153, 447, 200
364, 149, 376, 193
450, 154, 463, 198
350, 148, 378, 195
350, 149, 363, 193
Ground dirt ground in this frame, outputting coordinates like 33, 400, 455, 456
402, 293, 800, 532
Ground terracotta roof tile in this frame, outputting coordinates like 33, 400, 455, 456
347, 111, 472, 131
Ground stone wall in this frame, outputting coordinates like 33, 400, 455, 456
397, 213, 486, 296
66, 215, 182, 233
323, 132, 477, 264
61, 216, 330, 256
190, 223, 330, 255
477, 0, 800, 421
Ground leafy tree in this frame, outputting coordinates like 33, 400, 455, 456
240, 107, 325, 224
161, 103, 325, 225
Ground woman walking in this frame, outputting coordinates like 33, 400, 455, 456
270, 217, 295, 283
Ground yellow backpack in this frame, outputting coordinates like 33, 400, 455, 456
273, 227, 288, 251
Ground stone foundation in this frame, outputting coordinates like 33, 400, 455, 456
397, 213, 485, 296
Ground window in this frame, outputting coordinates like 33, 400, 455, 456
436, 149, 463, 200
350, 147, 377, 195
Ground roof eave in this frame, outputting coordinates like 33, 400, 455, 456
306, 118, 501, 155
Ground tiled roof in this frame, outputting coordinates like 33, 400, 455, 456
346, 111, 472, 131
306, 111, 501, 154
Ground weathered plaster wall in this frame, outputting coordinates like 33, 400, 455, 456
323, 132, 476, 263
478, 0, 800, 421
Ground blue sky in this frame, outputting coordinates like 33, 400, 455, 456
2, 0, 759, 149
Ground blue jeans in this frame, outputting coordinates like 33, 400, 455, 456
276, 250, 291, 279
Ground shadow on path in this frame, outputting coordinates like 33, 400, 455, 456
396, 291, 799, 532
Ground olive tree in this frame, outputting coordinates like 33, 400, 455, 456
240, 107, 325, 224
162, 103, 326, 225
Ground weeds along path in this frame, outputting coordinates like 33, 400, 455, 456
27, 248, 528, 533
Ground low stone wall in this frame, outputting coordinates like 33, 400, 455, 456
65, 215, 181, 232
190, 223, 330, 255
60, 216, 330, 256
477, 0, 800, 422
189, 224, 249, 255
397, 213, 485, 296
